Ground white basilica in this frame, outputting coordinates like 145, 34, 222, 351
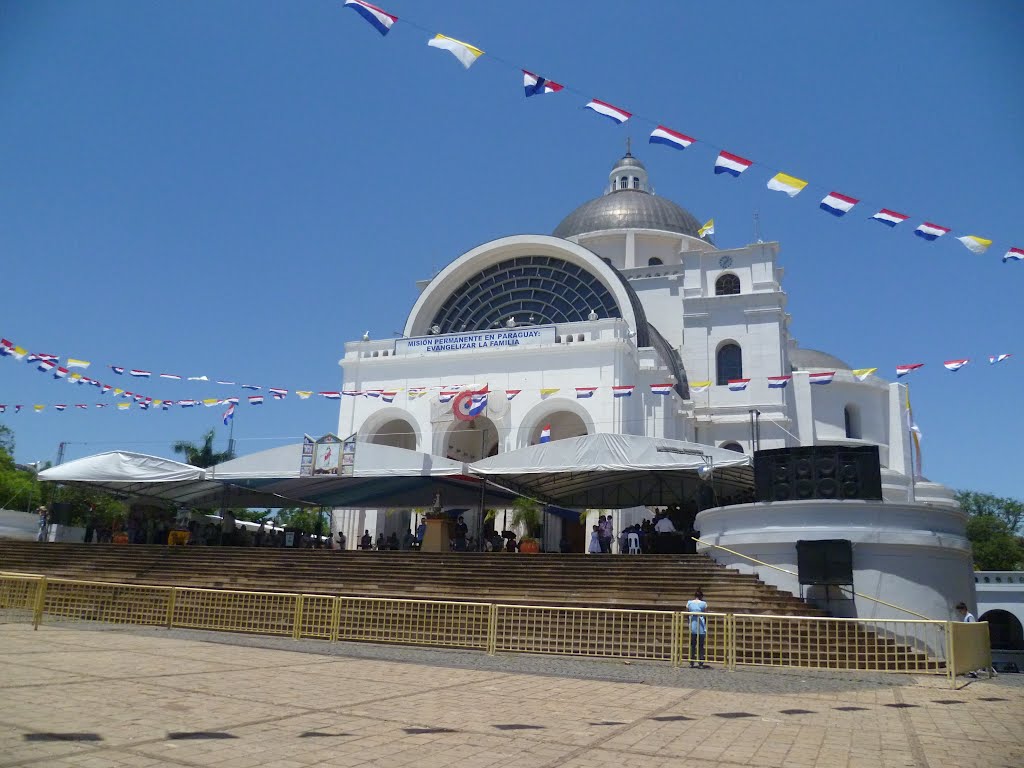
334, 153, 972, 621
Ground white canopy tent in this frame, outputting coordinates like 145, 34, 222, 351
468, 433, 754, 508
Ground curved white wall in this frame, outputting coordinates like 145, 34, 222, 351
695, 499, 975, 621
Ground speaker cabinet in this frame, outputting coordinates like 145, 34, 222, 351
754, 446, 882, 502
48, 502, 73, 526
796, 539, 853, 586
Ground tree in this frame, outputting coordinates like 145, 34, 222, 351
509, 496, 544, 539
172, 429, 234, 468
275, 507, 324, 533
0, 424, 14, 457
965, 515, 1024, 571
956, 490, 1024, 534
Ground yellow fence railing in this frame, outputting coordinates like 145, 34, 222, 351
0, 573, 992, 688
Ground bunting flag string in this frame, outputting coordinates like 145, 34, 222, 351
333, 1, 1019, 263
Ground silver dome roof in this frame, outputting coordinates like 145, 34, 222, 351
789, 348, 851, 371
612, 154, 646, 171
553, 190, 704, 239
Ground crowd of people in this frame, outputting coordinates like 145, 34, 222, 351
587, 510, 697, 555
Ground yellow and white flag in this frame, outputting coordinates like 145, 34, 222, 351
539, 387, 560, 398
66, 358, 91, 369
427, 34, 484, 69
296, 391, 313, 400
956, 235, 992, 255
689, 380, 712, 393
202, 398, 221, 407
116, 402, 130, 411
698, 219, 714, 239
33, 405, 45, 413
766, 172, 808, 198
851, 368, 877, 381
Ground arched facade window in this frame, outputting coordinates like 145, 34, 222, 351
648, 257, 663, 266
844, 404, 862, 439
716, 343, 743, 386
715, 273, 741, 296
619, 176, 629, 190
721, 442, 744, 453
632, 177, 640, 189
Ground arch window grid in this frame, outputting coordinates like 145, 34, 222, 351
632, 177, 640, 189
715, 273, 741, 296
716, 343, 743, 386
619, 176, 629, 190
429, 255, 622, 334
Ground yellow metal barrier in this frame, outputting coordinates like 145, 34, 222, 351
336, 596, 491, 650
733, 614, 947, 674
674, 611, 731, 668
493, 604, 674, 660
42, 578, 172, 627
171, 587, 299, 636
947, 621, 992, 685
0, 573, 44, 626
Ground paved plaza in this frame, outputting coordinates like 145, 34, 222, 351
1, 622, 1021, 768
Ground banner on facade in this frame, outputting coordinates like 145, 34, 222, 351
394, 327, 556, 356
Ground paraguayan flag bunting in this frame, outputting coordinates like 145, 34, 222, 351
427, 34, 484, 69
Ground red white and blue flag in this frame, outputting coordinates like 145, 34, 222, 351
584, 99, 631, 125
1004, 247, 1024, 263
75, 404, 88, 410
241, 384, 261, 390
649, 126, 695, 151
318, 391, 342, 399
819, 191, 859, 217
469, 388, 488, 416
216, 380, 235, 386
100, 385, 112, 395
179, 400, 197, 408
222, 402, 235, 425
381, 390, 398, 403
914, 222, 950, 241
767, 376, 791, 389
160, 373, 181, 380
612, 385, 634, 398
248, 395, 264, 405
943, 359, 969, 372
728, 379, 750, 391
343, 0, 397, 36
896, 363, 924, 378
539, 424, 552, 443
342, 390, 362, 397
575, 387, 598, 399
53, 367, 69, 379
505, 389, 521, 401
269, 388, 288, 399
714, 151, 752, 177
650, 383, 674, 395
438, 390, 459, 403
54, 405, 66, 411
37, 360, 56, 373
808, 371, 835, 385
871, 209, 909, 228
989, 354, 1012, 365
129, 369, 151, 378
523, 70, 563, 97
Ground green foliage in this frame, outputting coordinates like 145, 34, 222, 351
232, 508, 272, 524
0, 449, 40, 512
275, 507, 324, 533
0, 424, 14, 456
510, 496, 543, 538
172, 429, 234, 468
956, 490, 1024, 534
965, 515, 1024, 571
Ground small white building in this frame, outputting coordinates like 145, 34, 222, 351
332, 153, 972, 620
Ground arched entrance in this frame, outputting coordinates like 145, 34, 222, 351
444, 416, 499, 461
979, 609, 1024, 651
527, 410, 589, 445
369, 418, 417, 451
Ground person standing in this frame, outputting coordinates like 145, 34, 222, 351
588, 525, 602, 554
36, 506, 48, 542
686, 589, 709, 668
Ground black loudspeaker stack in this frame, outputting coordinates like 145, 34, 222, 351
753, 445, 883, 502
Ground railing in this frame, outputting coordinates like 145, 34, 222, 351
0, 573, 991, 688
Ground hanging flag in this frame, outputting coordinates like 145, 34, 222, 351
241, 384, 261, 390
318, 391, 342, 399
160, 373, 181, 380
100, 385, 112, 395
943, 359, 969, 372
895, 363, 924, 378
248, 395, 264, 405
129, 369, 151, 378
914, 222, 950, 241
116, 402, 130, 411
10, 346, 27, 360
68, 373, 82, 383
178, 400, 197, 408
37, 360, 56, 373
407, 387, 428, 399
111, 366, 125, 374
808, 371, 836, 385
216, 380, 236, 386
438, 390, 459, 403
1004, 247, 1023, 263
381, 390, 399, 403
188, 375, 209, 382
52, 367, 69, 379
28, 353, 58, 363
296, 391, 313, 400
539, 424, 552, 443
714, 151, 752, 177
522, 70, 563, 97
202, 398, 221, 407
575, 387, 598, 399
0, 339, 13, 354
767, 375, 791, 389
871, 209, 909, 228
956, 235, 992, 255
505, 389, 521, 401
540, 387, 560, 398
469, 388, 488, 416
698, 219, 715, 239
766, 172, 808, 198
689, 381, 711, 393
222, 402, 236, 426
989, 354, 1012, 365
650, 383, 674, 395
269, 388, 288, 399
160, 401, 172, 410
343, 0, 397, 35
427, 34, 484, 69
222, 397, 240, 405
583, 99, 631, 125
66, 358, 90, 369
364, 389, 383, 398
75, 404, 88, 410
852, 368, 877, 381
95, 404, 106, 409
0, 405, 5, 414
649, 125, 695, 151
612, 385, 634, 398
54, 405, 67, 412
34, 405, 45, 413
727, 379, 750, 391
819, 191, 859, 217
14, 405, 22, 413
342, 390, 363, 397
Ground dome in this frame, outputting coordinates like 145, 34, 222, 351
789, 347, 851, 371
554, 190, 704, 239
554, 152, 704, 240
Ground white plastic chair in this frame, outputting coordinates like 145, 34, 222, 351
626, 532, 641, 554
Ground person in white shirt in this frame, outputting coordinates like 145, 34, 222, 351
686, 589, 709, 668
654, 515, 676, 533
955, 601, 976, 623
588, 525, 602, 554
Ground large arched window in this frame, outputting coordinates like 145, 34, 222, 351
648, 257, 663, 266
715, 273, 741, 296
720, 442, 744, 453
844, 404, 861, 439
716, 343, 743, 386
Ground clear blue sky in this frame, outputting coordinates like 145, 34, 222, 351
1, 1, 1021, 497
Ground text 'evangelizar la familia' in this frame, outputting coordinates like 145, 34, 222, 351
407, 329, 543, 353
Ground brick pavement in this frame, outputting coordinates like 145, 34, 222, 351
1, 622, 1021, 768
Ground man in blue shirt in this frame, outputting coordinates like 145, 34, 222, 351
686, 589, 709, 668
